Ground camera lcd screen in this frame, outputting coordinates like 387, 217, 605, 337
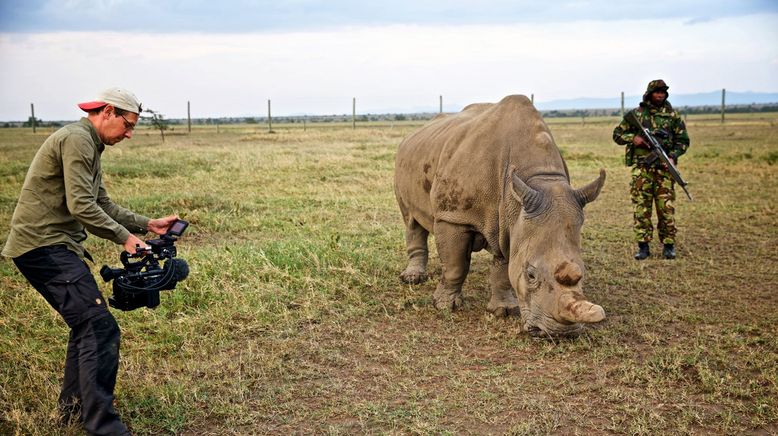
168, 219, 189, 236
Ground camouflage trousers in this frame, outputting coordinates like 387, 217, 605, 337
630, 166, 676, 244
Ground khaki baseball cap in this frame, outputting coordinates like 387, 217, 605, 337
78, 87, 142, 114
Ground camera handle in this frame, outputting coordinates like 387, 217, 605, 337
119, 247, 158, 270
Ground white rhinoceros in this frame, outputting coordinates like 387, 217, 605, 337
394, 95, 607, 337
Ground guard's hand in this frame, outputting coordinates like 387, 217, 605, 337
124, 234, 150, 254
633, 135, 649, 149
148, 215, 180, 236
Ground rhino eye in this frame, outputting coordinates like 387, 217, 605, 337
525, 264, 538, 285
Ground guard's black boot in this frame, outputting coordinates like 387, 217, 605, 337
634, 242, 650, 260
663, 244, 676, 260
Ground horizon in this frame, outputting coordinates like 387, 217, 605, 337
4, 89, 778, 123
1, 1, 777, 120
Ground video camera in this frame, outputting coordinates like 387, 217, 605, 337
100, 219, 190, 311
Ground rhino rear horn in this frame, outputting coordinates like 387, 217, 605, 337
575, 168, 606, 207
510, 166, 543, 213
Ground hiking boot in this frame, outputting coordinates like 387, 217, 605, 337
634, 242, 650, 260
663, 244, 676, 260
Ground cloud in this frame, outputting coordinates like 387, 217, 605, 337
683, 16, 715, 25
2, 0, 778, 33
1, 15, 776, 120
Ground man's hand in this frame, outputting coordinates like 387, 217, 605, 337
124, 234, 149, 254
148, 215, 180, 236
632, 135, 649, 149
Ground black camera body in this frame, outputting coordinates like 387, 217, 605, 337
101, 219, 190, 311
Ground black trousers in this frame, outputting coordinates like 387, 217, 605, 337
13, 245, 130, 436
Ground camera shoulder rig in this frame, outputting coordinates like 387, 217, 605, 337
101, 219, 190, 311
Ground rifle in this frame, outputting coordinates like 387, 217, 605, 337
625, 111, 693, 201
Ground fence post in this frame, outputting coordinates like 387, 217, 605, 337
303, 115, 307, 132
439, 95, 443, 114
268, 99, 272, 133
352, 97, 356, 130
721, 88, 726, 124
531, 94, 534, 104
620, 92, 625, 118
30, 103, 36, 133
187, 101, 191, 133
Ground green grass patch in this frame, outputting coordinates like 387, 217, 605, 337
1, 114, 777, 434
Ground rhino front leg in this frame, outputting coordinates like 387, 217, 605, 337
486, 257, 520, 318
399, 217, 429, 284
432, 221, 473, 310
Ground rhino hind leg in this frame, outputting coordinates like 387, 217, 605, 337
486, 257, 520, 318
400, 217, 429, 284
432, 221, 473, 310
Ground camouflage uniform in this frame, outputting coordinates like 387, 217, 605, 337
613, 80, 690, 245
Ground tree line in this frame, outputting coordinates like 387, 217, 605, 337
4, 103, 777, 129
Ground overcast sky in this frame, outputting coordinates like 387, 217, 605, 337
1, 0, 777, 120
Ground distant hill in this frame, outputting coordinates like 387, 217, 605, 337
535, 91, 778, 111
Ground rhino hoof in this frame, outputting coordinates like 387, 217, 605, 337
400, 269, 428, 284
433, 293, 463, 311
489, 306, 521, 318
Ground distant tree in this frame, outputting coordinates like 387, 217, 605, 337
23, 116, 42, 128
143, 108, 168, 142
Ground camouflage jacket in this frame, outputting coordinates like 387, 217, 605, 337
612, 102, 690, 167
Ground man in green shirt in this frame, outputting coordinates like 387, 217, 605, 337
2, 88, 179, 435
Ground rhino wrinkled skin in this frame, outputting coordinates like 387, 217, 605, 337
394, 95, 607, 337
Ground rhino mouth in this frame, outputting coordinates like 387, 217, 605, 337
526, 325, 584, 339
524, 312, 585, 339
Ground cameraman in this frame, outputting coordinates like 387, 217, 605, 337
2, 88, 179, 435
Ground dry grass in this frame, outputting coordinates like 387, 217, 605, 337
1, 113, 776, 435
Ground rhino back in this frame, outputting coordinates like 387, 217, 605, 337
394, 104, 489, 230
395, 95, 567, 253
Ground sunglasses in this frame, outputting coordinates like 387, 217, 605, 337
119, 114, 136, 132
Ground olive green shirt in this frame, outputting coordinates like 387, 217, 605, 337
2, 118, 150, 259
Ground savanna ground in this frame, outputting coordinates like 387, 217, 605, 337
0, 111, 776, 435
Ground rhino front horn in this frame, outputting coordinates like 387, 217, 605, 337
559, 293, 606, 324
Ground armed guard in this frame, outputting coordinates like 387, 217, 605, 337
613, 79, 690, 260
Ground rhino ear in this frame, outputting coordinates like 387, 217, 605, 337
575, 169, 606, 207
510, 166, 542, 213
